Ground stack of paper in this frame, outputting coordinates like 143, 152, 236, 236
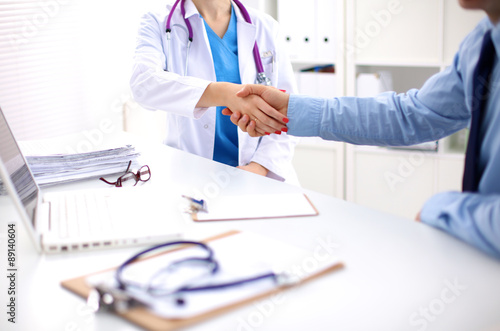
25, 145, 141, 186
0, 145, 141, 195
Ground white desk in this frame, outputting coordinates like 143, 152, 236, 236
1, 134, 500, 331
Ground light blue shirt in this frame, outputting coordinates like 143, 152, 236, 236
287, 18, 500, 258
204, 6, 239, 167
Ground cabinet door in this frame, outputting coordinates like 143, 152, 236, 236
278, 0, 308, 60
354, 0, 440, 64
297, 72, 337, 98
292, 139, 344, 199
349, 149, 436, 219
437, 156, 465, 192
316, 0, 337, 62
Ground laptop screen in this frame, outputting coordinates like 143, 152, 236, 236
0, 108, 38, 224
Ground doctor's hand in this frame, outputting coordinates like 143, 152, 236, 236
198, 82, 287, 135
237, 162, 269, 177
222, 85, 290, 137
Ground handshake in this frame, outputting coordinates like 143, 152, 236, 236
221, 84, 290, 137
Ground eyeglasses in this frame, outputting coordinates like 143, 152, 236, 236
99, 161, 151, 188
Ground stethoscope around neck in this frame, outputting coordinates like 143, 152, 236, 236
165, 0, 272, 86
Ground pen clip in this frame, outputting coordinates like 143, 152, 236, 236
182, 195, 208, 213
88, 283, 147, 313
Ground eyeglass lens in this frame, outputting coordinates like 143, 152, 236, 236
99, 162, 151, 187
118, 166, 151, 187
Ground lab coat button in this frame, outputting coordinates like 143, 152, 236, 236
204, 124, 209, 129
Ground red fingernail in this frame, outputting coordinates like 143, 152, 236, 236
265, 132, 270, 135
282, 127, 288, 132
275, 131, 281, 135
283, 118, 289, 123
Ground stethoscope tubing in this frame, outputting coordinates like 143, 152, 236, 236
115, 240, 278, 299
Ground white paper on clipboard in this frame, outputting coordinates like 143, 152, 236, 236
191, 193, 318, 222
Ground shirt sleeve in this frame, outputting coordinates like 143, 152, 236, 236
420, 191, 500, 258
287, 52, 471, 146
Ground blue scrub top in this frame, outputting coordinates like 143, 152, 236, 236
204, 6, 240, 167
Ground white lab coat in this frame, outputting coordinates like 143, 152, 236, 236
130, 0, 299, 184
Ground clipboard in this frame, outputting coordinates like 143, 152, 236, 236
188, 193, 319, 222
61, 231, 343, 331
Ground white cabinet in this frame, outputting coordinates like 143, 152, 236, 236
345, 147, 465, 219
352, 0, 441, 65
348, 148, 436, 219
342, 0, 482, 218
278, 0, 341, 63
292, 138, 344, 199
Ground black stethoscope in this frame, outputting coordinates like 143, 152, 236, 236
165, 0, 272, 85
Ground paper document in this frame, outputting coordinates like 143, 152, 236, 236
191, 193, 318, 222
24, 145, 140, 186
15, 136, 141, 187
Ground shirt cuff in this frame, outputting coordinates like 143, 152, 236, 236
419, 191, 462, 227
287, 95, 324, 137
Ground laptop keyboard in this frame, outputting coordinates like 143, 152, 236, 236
41, 188, 180, 253
47, 191, 115, 239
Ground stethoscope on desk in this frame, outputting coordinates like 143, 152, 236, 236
89, 240, 297, 312
165, 0, 272, 86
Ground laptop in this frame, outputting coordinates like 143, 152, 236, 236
0, 107, 183, 253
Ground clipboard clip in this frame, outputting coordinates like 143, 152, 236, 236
182, 195, 208, 213
87, 283, 148, 314
275, 271, 301, 287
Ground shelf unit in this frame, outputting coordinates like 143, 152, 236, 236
343, 0, 483, 218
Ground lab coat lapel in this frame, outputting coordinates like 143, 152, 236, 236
235, 7, 257, 85
182, 0, 216, 81
234, 5, 259, 164
183, 0, 199, 19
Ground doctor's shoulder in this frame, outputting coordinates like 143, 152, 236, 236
244, 5, 280, 31
138, 10, 169, 32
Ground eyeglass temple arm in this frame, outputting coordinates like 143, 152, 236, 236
99, 161, 133, 185
99, 177, 117, 185
125, 160, 132, 172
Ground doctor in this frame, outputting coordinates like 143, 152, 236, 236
130, 0, 299, 183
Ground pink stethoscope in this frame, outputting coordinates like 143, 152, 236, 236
165, 0, 272, 85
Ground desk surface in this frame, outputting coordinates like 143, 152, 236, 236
1, 133, 499, 331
